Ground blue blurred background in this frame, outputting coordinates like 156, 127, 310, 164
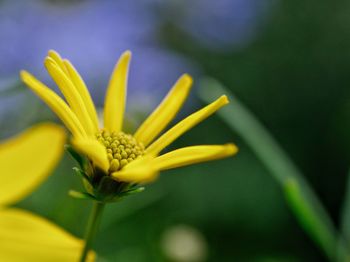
1, 0, 348, 261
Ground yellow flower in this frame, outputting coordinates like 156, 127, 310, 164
21, 50, 237, 185
0, 124, 95, 261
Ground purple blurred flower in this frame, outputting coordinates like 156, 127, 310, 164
154, 0, 273, 51
0, 0, 195, 106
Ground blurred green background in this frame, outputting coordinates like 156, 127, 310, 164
1, 0, 349, 261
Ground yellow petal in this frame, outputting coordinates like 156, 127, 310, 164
0, 123, 66, 206
154, 144, 238, 170
103, 51, 131, 132
63, 59, 99, 130
134, 74, 193, 146
111, 156, 159, 183
146, 95, 229, 156
45, 57, 96, 136
47, 50, 69, 75
71, 138, 109, 173
48, 50, 99, 131
20, 71, 87, 139
0, 208, 95, 262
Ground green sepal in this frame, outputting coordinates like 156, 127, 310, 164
83, 178, 94, 195
72, 167, 94, 195
65, 144, 88, 169
120, 186, 145, 197
94, 175, 127, 202
68, 190, 97, 201
72, 167, 91, 183
70, 164, 146, 203
107, 186, 145, 203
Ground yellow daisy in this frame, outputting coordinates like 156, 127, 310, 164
0, 123, 94, 261
20, 50, 237, 192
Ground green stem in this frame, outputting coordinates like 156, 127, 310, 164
80, 201, 105, 262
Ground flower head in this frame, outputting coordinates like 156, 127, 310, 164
21, 50, 237, 200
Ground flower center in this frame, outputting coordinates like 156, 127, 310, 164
96, 130, 145, 172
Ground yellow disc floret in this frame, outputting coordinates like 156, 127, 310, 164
96, 130, 144, 172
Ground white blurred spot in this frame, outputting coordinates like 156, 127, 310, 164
162, 224, 208, 262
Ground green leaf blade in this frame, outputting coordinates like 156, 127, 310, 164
199, 77, 342, 261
